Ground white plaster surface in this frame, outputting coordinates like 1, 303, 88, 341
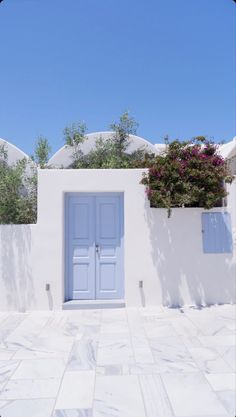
0, 306, 234, 416
0, 169, 235, 311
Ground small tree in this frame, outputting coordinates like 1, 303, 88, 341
32, 136, 51, 168
141, 136, 234, 217
85, 136, 114, 168
63, 113, 147, 169
84, 112, 140, 168
109, 111, 138, 163
64, 122, 87, 168
0, 145, 37, 224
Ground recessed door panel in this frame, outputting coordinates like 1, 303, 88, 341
99, 262, 116, 291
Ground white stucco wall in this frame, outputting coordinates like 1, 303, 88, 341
227, 177, 236, 241
0, 169, 235, 311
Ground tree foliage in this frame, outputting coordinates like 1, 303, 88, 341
109, 111, 138, 159
32, 136, 51, 168
141, 137, 234, 216
64, 122, 87, 168
0, 145, 37, 224
65, 112, 154, 169
0, 116, 233, 224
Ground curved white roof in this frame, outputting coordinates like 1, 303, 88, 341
0, 138, 30, 165
154, 143, 167, 155
49, 131, 158, 168
1, 135, 235, 168
218, 137, 236, 159
154, 138, 236, 160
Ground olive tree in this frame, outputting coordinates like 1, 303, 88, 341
0, 145, 37, 224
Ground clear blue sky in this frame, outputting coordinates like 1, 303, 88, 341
0, 0, 235, 156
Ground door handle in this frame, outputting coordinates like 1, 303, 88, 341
95, 244, 99, 253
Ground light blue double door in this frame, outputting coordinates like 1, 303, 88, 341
66, 193, 124, 300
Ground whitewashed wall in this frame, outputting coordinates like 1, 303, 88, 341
227, 177, 236, 246
0, 169, 235, 311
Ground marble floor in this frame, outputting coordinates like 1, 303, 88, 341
0, 305, 235, 417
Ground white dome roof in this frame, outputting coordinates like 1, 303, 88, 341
219, 137, 236, 159
154, 143, 167, 155
0, 138, 30, 165
48, 131, 158, 168
1, 135, 235, 169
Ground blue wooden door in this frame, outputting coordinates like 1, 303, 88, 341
66, 193, 124, 300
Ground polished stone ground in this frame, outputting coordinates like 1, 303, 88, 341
0, 305, 235, 417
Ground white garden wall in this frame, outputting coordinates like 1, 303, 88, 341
0, 169, 235, 311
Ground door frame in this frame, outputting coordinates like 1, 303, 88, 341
64, 192, 124, 302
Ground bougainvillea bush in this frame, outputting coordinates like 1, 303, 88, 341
141, 137, 234, 216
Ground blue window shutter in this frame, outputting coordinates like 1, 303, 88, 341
201, 212, 233, 253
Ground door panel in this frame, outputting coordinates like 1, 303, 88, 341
95, 195, 123, 299
67, 195, 95, 299
66, 193, 124, 301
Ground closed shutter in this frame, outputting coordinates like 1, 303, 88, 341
201, 212, 233, 253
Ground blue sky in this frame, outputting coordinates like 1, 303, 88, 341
0, 0, 235, 156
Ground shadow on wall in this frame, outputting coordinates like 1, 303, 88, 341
0, 226, 35, 311
145, 202, 235, 307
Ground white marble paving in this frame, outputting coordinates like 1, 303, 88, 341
0, 348, 15, 360
0, 305, 234, 416
128, 363, 162, 374
0, 360, 20, 384
205, 373, 236, 391
130, 333, 154, 363
149, 336, 199, 372
178, 415, 230, 417
0, 314, 26, 343
161, 372, 228, 416
32, 335, 74, 356
0, 314, 8, 324
180, 335, 204, 348
220, 346, 236, 372
0, 378, 61, 399
93, 375, 147, 417
54, 410, 92, 417
188, 347, 233, 373
76, 310, 101, 326
11, 358, 66, 379
144, 321, 179, 338
55, 371, 95, 409
97, 333, 134, 365
67, 339, 97, 371
198, 335, 236, 347
13, 347, 70, 360
96, 364, 124, 376
171, 316, 202, 337
3, 314, 50, 351
78, 325, 100, 341
184, 312, 235, 337
100, 321, 129, 334
139, 374, 174, 416
216, 390, 236, 415
0, 398, 55, 417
